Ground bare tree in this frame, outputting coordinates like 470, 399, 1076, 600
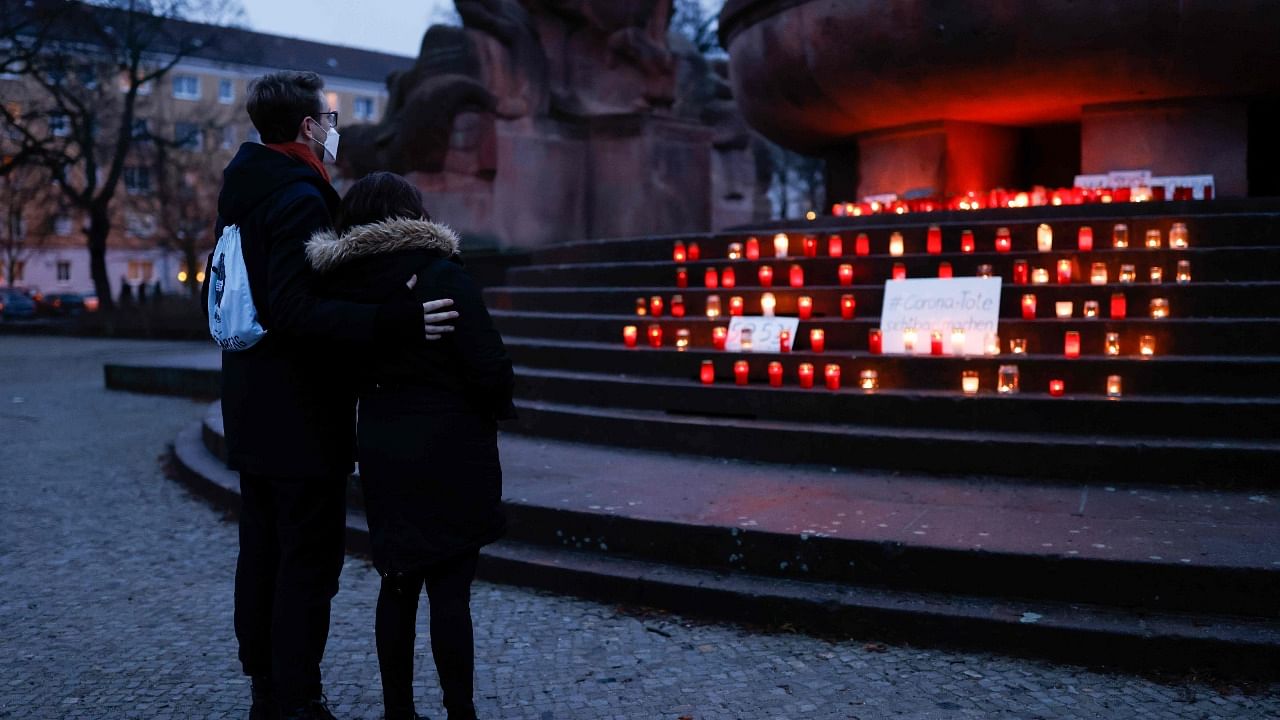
0, 0, 242, 310
670, 0, 722, 57
0, 164, 55, 287
765, 140, 824, 220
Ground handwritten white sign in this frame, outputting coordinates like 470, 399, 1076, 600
726, 316, 801, 353
879, 278, 1002, 355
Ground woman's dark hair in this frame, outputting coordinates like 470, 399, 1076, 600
335, 172, 431, 234
246, 71, 324, 144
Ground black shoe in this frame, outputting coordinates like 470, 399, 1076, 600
279, 697, 339, 720
248, 676, 276, 720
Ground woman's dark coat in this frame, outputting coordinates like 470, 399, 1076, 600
307, 218, 514, 572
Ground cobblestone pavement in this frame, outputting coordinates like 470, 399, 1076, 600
1, 336, 1277, 720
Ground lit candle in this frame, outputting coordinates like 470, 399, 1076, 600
930, 330, 944, 356
727, 242, 743, 260
768, 361, 784, 387
825, 363, 841, 390
721, 266, 736, 289
1064, 331, 1080, 358
1057, 259, 1072, 284
700, 360, 715, 384
938, 262, 953, 279
868, 328, 883, 354
1139, 335, 1155, 356
1049, 379, 1065, 397
649, 296, 663, 316
995, 227, 1012, 252
760, 292, 776, 317
1150, 298, 1169, 319
1010, 338, 1027, 355
1036, 223, 1053, 252
985, 333, 1000, 355
673, 241, 686, 263
734, 360, 749, 385
855, 233, 870, 256
1107, 375, 1123, 398
1105, 333, 1120, 355
838, 263, 854, 286
1083, 300, 1099, 318
960, 230, 975, 253
1145, 229, 1162, 249
903, 328, 918, 353
1149, 266, 1163, 284
712, 326, 728, 350
687, 242, 701, 261
704, 267, 719, 289
828, 234, 843, 257
740, 327, 753, 351
779, 330, 791, 353
802, 235, 818, 258
773, 233, 789, 259
797, 296, 813, 320
1032, 268, 1050, 285
1118, 264, 1136, 283
622, 325, 638, 347
927, 225, 942, 254
675, 328, 690, 351
1055, 301, 1073, 319
1021, 294, 1037, 319
859, 369, 878, 391
758, 265, 774, 288
636, 296, 653, 316
671, 295, 685, 317
961, 370, 980, 395
745, 236, 760, 260
676, 267, 688, 288
647, 324, 663, 348
951, 327, 966, 355
1090, 262, 1108, 285
1112, 223, 1129, 248
798, 363, 815, 389
1176, 260, 1191, 284
1111, 293, 1127, 319
997, 365, 1020, 394
789, 264, 804, 288
892, 263, 907, 280
889, 231, 905, 257
705, 295, 721, 319
1077, 226, 1094, 251
1013, 260, 1029, 285
1170, 222, 1189, 249
810, 329, 826, 353
840, 294, 856, 319
977, 264, 993, 278
729, 296, 744, 316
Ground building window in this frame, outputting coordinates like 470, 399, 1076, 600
353, 96, 375, 121
131, 118, 149, 141
247, 127, 261, 144
172, 74, 200, 100
221, 125, 236, 150
127, 260, 154, 283
219, 78, 234, 104
53, 214, 73, 236
124, 213, 155, 239
123, 166, 151, 194
56, 261, 71, 282
49, 113, 69, 137
175, 122, 203, 151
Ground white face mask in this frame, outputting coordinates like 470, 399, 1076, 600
309, 120, 340, 164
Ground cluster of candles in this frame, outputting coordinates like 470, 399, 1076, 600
1019, 292, 1170, 321
830, 185, 1208, 217
697, 360, 881, 391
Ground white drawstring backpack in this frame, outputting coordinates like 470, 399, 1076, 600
207, 224, 267, 351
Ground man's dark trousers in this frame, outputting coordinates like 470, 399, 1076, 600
234, 472, 347, 708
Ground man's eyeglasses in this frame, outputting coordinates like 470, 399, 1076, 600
314, 111, 338, 130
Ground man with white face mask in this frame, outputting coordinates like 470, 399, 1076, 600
205, 71, 459, 720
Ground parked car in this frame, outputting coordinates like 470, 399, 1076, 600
0, 289, 37, 319
37, 292, 88, 316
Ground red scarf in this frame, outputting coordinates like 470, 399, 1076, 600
266, 141, 330, 184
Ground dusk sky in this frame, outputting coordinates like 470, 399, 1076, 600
239, 0, 458, 58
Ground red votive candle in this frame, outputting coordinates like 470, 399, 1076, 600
687, 242, 701, 261
960, 230, 975, 253
745, 236, 760, 260
855, 233, 870, 256
670, 295, 685, 317
779, 330, 791, 353
996, 227, 1012, 252
1013, 260, 1029, 285
927, 225, 943, 254
803, 235, 818, 258
622, 325, 637, 348
797, 296, 813, 320
712, 326, 728, 350
673, 241, 686, 263
838, 263, 854, 286
810, 329, 825, 353
1064, 331, 1081, 358
1049, 379, 1065, 397
734, 360, 749, 385
868, 328, 882, 354
798, 363, 815, 389
1078, 226, 1093, 252
721, 267, 736, 289
728, 296, 744, 316
930, 331, 944, 356
675, 267, 688, 288
1110, 292, 1127, 319
789, 264, 805, 288
758, 265, 774, 288
700, 360, 715, 385
892, 263, 906, 280
647, 324, 663, 348
938, 262, 953, 279
1056, 259, 1072, 285
824, 363, 841, 390
768, 361, 784, 387
1022, 294, 1037, 319
649, 296, 663, 317
840, 294, 855, 319
828, 234, 843, 257
704, 267, 718, 289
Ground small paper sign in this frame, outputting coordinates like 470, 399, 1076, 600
726, 316, 801, 353
879, 278, 1002, 355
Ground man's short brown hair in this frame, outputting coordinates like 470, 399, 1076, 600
246, 71, 325, 145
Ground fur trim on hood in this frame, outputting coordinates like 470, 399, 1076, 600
306, 217, 460, 273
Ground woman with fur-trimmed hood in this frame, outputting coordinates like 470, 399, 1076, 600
307, 172, 513, 720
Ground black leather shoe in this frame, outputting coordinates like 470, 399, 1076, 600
248, 676, 276, 720
279, 698, 339, 720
